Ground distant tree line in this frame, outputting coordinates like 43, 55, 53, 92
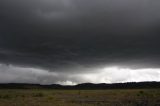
0, 82, 159, 89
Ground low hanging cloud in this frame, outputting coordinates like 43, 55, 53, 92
0, 64, 159, 85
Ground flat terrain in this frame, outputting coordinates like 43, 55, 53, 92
0, 89, 159, 106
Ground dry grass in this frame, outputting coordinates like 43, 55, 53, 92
0, 89, 159, 106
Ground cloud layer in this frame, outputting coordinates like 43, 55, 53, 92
0, 0, 160, 83
0, 64, 159, 85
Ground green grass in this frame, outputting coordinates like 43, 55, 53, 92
0, 89, 159, 106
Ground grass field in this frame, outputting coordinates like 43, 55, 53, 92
0, 89, 159, 106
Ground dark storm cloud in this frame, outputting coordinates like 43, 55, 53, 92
0, 0, 160, 72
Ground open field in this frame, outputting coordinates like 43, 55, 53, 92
0, 89, 159, 106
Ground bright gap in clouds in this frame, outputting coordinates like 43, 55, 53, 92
88, 67, 160, 83
0, 64, 159, 85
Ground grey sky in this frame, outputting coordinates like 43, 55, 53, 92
0, 0, 160, 84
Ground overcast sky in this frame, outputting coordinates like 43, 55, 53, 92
0, 0, 160, 85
